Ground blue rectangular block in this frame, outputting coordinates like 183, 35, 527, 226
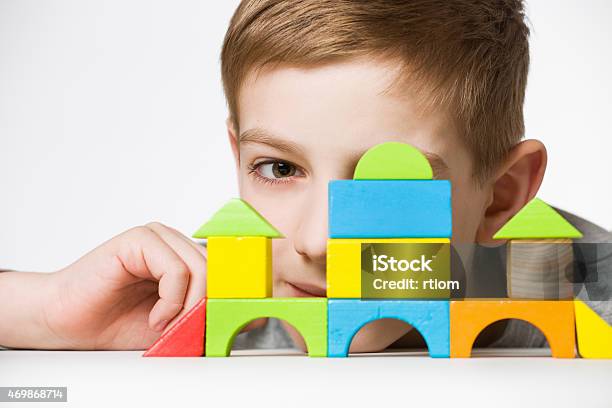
328, 180, 452, 238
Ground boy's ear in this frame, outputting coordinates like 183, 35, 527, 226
476, 139, 547, 244
226, 117, 240, 172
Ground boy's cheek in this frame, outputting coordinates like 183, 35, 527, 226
239, 182, 299, 235
271, 240, 291, 290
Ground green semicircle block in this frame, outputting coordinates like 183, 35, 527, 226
493, 198, 583, 239
193, 198, 283, 238
353, 142, 433, 180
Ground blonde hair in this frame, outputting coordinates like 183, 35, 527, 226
221, 0, 530, 182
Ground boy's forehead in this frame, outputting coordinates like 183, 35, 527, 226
239, 59, 422, 123
237, 59, 466, 176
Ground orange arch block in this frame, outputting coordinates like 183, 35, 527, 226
450, 299, 575, 358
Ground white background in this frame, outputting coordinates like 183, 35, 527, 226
1, 0, 611, 272
0, 350, 610, 408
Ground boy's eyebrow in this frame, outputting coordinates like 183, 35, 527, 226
422, 152, 450, 178
238, 128, 305, 156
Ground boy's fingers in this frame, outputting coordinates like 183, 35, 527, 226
116, 226, 190, 331
166, 224, 207, 257
145, 222, 206, 311
142, 224, 261, 333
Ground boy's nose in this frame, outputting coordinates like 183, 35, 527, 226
293, 185, 328, 266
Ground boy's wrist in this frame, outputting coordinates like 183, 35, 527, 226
0, 271, 63, 349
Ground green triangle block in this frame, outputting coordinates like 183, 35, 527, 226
353, 142, 433, 180
193, 198, 283, 238
493, 198, 583, 239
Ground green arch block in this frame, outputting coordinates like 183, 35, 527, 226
206, 298, 327, 357
193, 198, 283, 238
493, 198, 583, 239
353, 142, 433, 180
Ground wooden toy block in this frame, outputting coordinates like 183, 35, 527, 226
143, 297, 206, 357
353, 142, 433, 180
328, 180, 452, 238
327, 238, 450, 298
506, 239, 574, 299
206, 298, 327, 357
193, 198, 283, 238
328, 299, 450, 357
206, 237, 272, 298
574, 300, 612, 359
450, 299, 575, 358
493, 198, 582, 239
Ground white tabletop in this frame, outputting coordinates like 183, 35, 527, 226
1, 349, 610, 408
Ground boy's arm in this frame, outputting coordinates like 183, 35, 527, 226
0, 223, 206, 350
0, 271, 57, 349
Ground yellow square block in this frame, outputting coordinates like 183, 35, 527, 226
207, 237, 272, 298
326, 238, 450, 298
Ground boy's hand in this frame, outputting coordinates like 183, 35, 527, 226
40, 222, 206, 350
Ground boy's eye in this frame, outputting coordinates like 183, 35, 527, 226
249, 160, 305, 183
258, 161, 302, 178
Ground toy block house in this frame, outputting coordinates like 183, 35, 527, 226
451, 198, 583, 359
326, 142, 453, 357
493, 198, 583, 299
193, 199, 282, 298
491, 199, 612, 359
194, 199, 327, 357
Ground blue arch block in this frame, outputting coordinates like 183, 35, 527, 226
328, 299, 450, 357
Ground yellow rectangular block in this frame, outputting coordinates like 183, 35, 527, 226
207, 237, 272, 298
326, 238, 450, 298
575, 300, 612, 359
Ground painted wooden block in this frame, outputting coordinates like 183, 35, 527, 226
206, 237, 272, 298
506, 239, 574, 299
450, 299, 575, 358
493, 198, 582, 239
143, 297, 206, 357
193, 198, 282, 238
206, 298, 327, 357
327, 299, 450, 357
327, 238, 450, 298
353, 142, 433, 180
328, 180, 452, 238
575, 300, 612, 359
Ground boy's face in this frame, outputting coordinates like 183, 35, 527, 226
229, 58, 491, 299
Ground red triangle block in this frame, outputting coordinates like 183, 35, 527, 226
143, 297, 206, 357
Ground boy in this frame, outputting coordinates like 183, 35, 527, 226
0, 0, 609, 352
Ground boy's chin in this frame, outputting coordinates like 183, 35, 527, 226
275, 280, 326, 298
